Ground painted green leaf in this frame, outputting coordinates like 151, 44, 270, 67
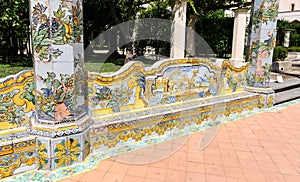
53, 79, 61, 88
54, 5, 65, 19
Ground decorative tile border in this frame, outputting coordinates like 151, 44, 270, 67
2, 98, 299, 182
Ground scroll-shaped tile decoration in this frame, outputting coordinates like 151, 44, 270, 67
0, 71, 34, 131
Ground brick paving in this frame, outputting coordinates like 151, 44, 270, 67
61, 103, 300, 182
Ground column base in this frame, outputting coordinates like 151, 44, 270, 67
30, 114, 92, 170
245, 86, 275, 108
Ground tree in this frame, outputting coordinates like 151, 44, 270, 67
0, 0, 30, 63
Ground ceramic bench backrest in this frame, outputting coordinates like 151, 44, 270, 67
0, 71, 35, 142
0, 58, 248, 140
87, 58, 248, 119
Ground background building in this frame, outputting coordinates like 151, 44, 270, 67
278, 0, 300, 22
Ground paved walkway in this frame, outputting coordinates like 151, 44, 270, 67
61, 103, 300, 182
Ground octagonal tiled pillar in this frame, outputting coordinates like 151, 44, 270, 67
246, 0, 279, 108
30, 0, 91, 170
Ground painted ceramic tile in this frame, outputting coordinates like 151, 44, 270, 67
37, 138, 51, 170
70, 0, 84, 43
35, 70, 75, 121
31, 0, 52, 62
247, 0, 279, 87
0, 141, 13, 156
51, 45, 74, 62
53, 61, 74, 75
0, 79, 16, 130
52, 137, 82, 169
88, 77, 137, 112
0, 72, 35, 130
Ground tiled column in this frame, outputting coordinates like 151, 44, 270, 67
230, 8, 249, 66
30, 0, 91, 170
170, 0, 187, 58
246, 0, 279, 108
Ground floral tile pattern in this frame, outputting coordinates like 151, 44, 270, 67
31, 0, 83, 62
247, 0, 279, 87
0, 71, 35, 131
88, 59, 248, 117
1, 98, 299, 182
31, 0, 84, 122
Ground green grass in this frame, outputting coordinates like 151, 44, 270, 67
84, 62, 122, 73
0, 64, 33, 78
0, 61, 123, 78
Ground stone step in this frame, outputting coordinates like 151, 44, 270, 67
274, 87, 300, 105
270, 78, 300, 93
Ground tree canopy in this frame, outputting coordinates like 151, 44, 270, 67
0, 0, 247, 62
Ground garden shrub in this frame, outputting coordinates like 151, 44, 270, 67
273, 46, 287, 62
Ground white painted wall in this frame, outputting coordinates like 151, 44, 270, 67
278, 0, 300, 12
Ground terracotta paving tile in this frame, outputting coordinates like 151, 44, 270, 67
276, 164, 299, 175
232, 143, 249, 152
168, 159, 187, 171
108, 161, 130, 174
261, 170, 285, 182
220, 148, 238, 159
168, 151, 187, 171
186, 172, 206, 182
187, 151, 204, 163
239, 159, 259, 169
186, 162, 205, 173
236, 151, 254, 160
203, 146, 221, 156
145, 167, 167, 180
60, 103, 300, 182
127, 165, 148, 178
144, 178, 164, 182
269, 154, 292, 165
245, 139, 260, 146
205, 174, 226, 182
132, 154, 154, 164
221, 156, 241, 168
256, 161, 279, 172
148, 158, 170, 169
294, 165, 300, 173
165, 169, 186, 182
242, 169, 266, 182
230, 137, 247, 145
78, 169, 106, 182
225, 177, 247, 182
223, 166, 244, 179
216, 135, 231, 142
283, 174, 300, 182
102, 172, 125, 182
248, 145, 265, 153
204, 154, 223, 165
252, 152, 273, 162
218, 142, 233, 149
123, 175, 144, 182
205, 164, 225, 176
177, 145, 188, 153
